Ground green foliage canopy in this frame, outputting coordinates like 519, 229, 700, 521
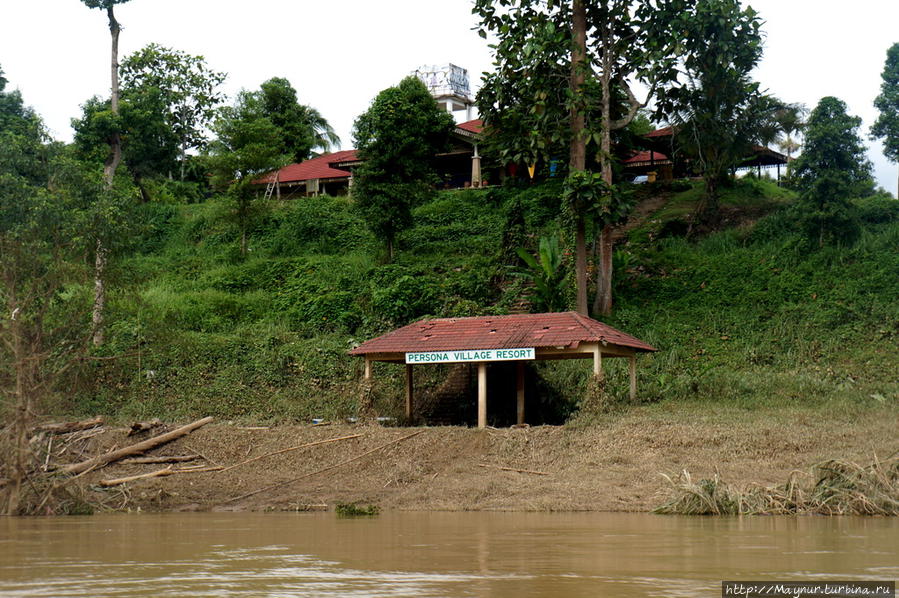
259, 77, 340, 163
352, 76, 454, 260
871, 43, 899, 166
120, 43, 226, 178
79, 0, 131, 8
655, 0, 777, 209
791, 96, 871, 247
473, 0, 685, 170
206, 90, 291, 256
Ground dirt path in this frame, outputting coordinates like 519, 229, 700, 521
611, 192, 671, 244
69, 404, 897, 513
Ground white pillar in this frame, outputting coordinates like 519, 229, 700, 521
592, 344, 604, 381
471, 143, 482, 186
477, 362, 487, 429
405, 364, 414, 421
629, 354, 637, 401
516, 362, 525, 425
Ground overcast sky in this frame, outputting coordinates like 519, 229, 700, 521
1, 0, 896, 196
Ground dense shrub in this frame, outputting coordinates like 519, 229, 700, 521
269, 196, 372, 255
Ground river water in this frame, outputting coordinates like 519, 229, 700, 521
0, 512, 895, 597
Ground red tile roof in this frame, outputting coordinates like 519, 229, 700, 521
456, 119, 483, 134
646, 126, 674, 138
254, 150, 358, 185
623, 150, 670, 164
350, 312, 656, 355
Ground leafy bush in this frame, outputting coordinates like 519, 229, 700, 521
854, 195, 899, 224
269, 196, 372, 255
371, 275, 439, 325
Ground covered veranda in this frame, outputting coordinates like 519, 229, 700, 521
350, 312, 657, 428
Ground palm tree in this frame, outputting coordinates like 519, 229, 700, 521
300, 105, 341, 155
773, 102, 808, 160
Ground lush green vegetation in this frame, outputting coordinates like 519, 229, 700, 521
60, 178, 898, 423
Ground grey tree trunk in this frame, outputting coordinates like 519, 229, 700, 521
570, 0, 588, 316
93, 5, 123, 347
6, 301, 26, 515
593, 25, 615, 317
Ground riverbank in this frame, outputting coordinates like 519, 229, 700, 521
61, 403, 897, 514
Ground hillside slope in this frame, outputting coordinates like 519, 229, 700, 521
65, 179, 898, 423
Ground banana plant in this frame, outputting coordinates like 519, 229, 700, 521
515, 236, 568, 312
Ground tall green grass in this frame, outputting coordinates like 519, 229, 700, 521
65, 185, 898, 421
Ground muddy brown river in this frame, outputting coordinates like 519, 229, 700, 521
0, 512, 895, 597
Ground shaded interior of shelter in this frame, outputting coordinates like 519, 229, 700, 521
412, 363, 572, 427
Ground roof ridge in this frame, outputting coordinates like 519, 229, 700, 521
568, 311, 602, 342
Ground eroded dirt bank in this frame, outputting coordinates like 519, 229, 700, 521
66, 405, 897, 514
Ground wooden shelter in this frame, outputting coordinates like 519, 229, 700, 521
350, 312, 657, 428
625, 127, 790, 181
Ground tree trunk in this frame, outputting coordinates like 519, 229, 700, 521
569, 0, 588, 315
93, 5, 123, 347
7, 300, 27, 515
592, 225, 613, 316
593, 26, 615, 317
92, 241, 107, 346
180, 138, 187, 182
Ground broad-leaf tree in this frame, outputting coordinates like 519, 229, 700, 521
791, 96, 871, 248
72, 92, 179, 201
259, 77, 340, 163
78, 0, 133, 346
207, 90, 290, 257
474, 0, 685, 316
655, 0, 777, 215
119, 43, 226, 181
352, 76, 454, 261
871, 42, 899, 197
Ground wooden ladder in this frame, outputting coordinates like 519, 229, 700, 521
263, 172, 279, 200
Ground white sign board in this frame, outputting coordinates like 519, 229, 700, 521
405, 348, 535, 364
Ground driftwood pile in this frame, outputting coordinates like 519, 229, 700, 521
5, 416, 219, 515
14, 416, 431, 513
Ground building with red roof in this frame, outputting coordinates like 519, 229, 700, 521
253, 120, 489, 199
624, 127, 789, 181
352, 312, 656, 428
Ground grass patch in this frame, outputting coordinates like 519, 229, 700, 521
335, 503, 380, 517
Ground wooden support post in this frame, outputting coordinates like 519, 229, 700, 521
477, 362, 487, 429
629, 353, 637, 401
516, 362, 525, 425
405, 364, 414, 421
592, 344, 604, 381
364, 358, 372, 381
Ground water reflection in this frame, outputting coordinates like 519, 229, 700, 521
0, 512, 896, 597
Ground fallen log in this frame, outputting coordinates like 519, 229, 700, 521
127, 418, 163, 436
99, 467, 174, 487
33, 416, 104, 436
62, 417, 213, 475
99, 464, 223, 487
219, 434, 362, 474
119, 455, 200, 465
223, 430, 424, 505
